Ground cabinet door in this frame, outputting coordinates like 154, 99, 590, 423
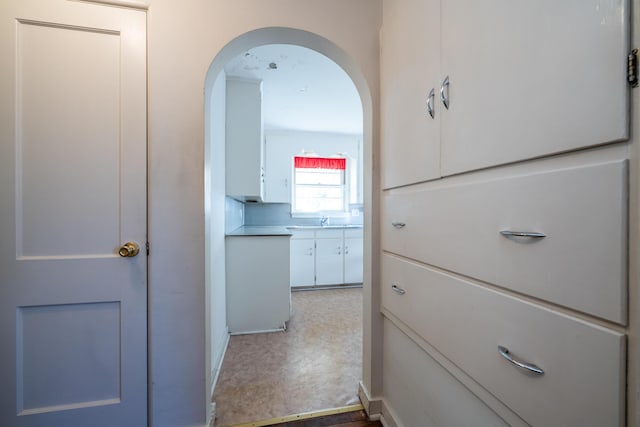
315, 238, 344, 285
344, 237, 363, 284
440, 0, 629, 175
380, 0, 441, 189
226, 78, 264, 201
263, 135, 291, 203
290, 238, 315, 287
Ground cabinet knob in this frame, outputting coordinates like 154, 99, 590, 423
391, 222, 406, 229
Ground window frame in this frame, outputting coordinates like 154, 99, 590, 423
291, 156, 350, 216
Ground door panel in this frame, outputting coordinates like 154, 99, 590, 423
0, 1, 147, 425
380, 0, 441, 188
441, 0, 629, 175
290, 238, 315, 287
315, 238, 344, 285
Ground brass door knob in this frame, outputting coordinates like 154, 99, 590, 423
119, 241, 140, 257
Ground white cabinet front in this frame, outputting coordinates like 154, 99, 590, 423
380, 0, 630, 187
344, 236, 364, 284
315, 237, 344, 286
225, 78, 265, 202
381, 0, 441, 189
290, 238, 315, 287
440, 0, 629, 176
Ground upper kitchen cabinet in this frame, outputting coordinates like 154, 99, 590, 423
226, 77, 265, 202
381, 0, 441, 189
440, 0, 629, 175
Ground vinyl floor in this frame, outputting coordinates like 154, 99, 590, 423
213, 287, 363, 427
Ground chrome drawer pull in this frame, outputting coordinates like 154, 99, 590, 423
500, 230, 546, 239
391, 222, 406, 229
440, 75, 450, 110
498, 345, 544, 376
391, 284, 406, 295
426, 88, 435, 119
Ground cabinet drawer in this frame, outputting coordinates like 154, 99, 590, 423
289, 229, 315, 239
381, 254, 625, 427
344, 228, 363, 238
314, 228, 343, 239
382, 160, 628, 324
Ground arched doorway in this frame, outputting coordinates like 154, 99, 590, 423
204, 28, 375, 425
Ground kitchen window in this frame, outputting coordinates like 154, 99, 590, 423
292, 156, 348, 214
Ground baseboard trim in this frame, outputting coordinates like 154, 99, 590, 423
211, 328, 230, 396
358, 381, 382, 417
209, 328, 230, 427
380, 400, 401, 427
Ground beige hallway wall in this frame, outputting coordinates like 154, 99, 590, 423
144, 1, 382, 425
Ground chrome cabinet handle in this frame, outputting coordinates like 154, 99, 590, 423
500, 230, 546, 239
337, 246, 341, 255
391, 284, 406, 295
440, 75, 450, 109
498, 346, 544, 376
391, 222, 406, 229
345, 245, 349, 255
426, 88, 435, 119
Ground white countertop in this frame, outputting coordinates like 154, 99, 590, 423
226, 226, 293, 237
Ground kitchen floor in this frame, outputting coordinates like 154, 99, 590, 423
213, 287, 363, 427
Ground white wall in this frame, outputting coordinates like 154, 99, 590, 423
264, 130, 362, 205
205, 71, 228, 414
146, 1, 382, 425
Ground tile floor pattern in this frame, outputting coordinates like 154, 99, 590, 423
213, 288, 363, 427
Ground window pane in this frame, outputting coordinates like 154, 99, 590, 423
295, 169, 344, 185
296, 186, 344, 199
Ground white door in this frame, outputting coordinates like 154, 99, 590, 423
0, 1, 147, 426
315, 238, 344, 286
440, 0, 629, 175
290, 238, 315, 287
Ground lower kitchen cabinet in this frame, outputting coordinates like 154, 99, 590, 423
290, 237, 315, 287
315, 230, 344, 286
344, 229, 364, 284
226, 235, 290, 333
289, 227, 363, 287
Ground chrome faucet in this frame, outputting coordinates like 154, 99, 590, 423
320, 216, 329, 227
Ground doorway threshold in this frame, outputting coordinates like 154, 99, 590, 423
225, 404, 364, 427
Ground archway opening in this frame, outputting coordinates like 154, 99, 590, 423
204, 27, 374, 426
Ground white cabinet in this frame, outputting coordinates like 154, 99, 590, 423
381, 0, 629, 188
225, 78, 264, 202
315, 230, 344, 286
290, 236, 315, 287
382, 254, 625, 426
263, 135, 290, 203
289, 228, 363, 287
439, 0, 629, 175
226, 236, 290, 333
344, 229, 364, 284
380, 0, 441, 189
379, 1, 631, 424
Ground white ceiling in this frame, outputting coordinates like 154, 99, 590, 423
224, 44, 363, 135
